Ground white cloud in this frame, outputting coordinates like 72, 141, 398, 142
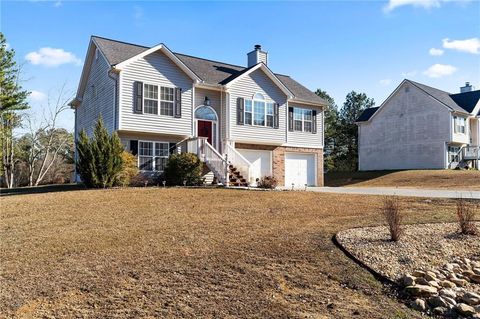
384, 0, 441, 12
379, 79, 392, 86
5, 42, 10, 50
25, 47, 81, 67
442, 38, 480, 54
401, 70, 418, 78
29, 90, 47, 101
429, 48, 444, 56
423, 64, 457, 78
54, 0, 62, 7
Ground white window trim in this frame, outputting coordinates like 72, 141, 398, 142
138, 140, 170, 172
194, 105, 219, 150
454, 116, 466, 134
244, 92, 275, 128
293, 107, 313, 133
142, 82, 175, 117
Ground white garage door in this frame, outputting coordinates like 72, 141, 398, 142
285, 153, 316, 187
237, 149, 272, 183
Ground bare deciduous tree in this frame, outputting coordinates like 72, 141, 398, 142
20, 84, 73, 186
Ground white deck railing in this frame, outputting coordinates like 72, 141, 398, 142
463, 145, 480, 160
225, 143, 253, 184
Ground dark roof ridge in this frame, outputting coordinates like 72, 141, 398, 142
91, 35, 150, 49
450, 89, 480, 97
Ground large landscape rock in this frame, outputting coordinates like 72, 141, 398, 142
455, 303, 476, 316
405, 285, 438, 297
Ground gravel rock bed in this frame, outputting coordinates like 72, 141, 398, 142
336, 222, 480, 281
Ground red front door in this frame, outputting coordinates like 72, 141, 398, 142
197, 120, 213, 145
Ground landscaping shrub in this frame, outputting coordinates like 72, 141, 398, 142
257, 175, 278, 189
164, 152, 202, 186
456, 199, 478, 235
381, 196, 402, 242
76, 118, 124, 188
115, 151, 139, 187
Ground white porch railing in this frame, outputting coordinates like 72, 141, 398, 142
225, 143, 253, 184
185, 137, 228, 185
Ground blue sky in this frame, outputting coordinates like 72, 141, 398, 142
3, 0, 480, 131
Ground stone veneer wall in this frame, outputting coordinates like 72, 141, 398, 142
235, 143, 324, 186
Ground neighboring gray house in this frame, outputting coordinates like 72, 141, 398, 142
70, 36, 327, 186
356, 80, 480, 171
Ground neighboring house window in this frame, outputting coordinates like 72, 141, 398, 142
244, 93, 274, 128
454, 116, 466, 134
138, 141, 169, 172
293, 107, 313, 132
160, 86, 174, 116
144, 84, 159, 114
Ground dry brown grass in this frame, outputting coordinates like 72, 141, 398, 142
0, 188, 461, 318
325, 170, 480, 190
456, 199, 479, 235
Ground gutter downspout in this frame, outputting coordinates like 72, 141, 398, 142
108, 69, 119, 131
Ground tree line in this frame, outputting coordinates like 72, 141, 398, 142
0, 32, 375, 188
1, 33, 74, 188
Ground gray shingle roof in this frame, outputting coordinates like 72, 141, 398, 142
356, 107, 380, 122
450, 90, 480, 115
407, 80, 468, 113
91, 36, 327, 105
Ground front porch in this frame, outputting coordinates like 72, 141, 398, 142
448, 144, 480, 169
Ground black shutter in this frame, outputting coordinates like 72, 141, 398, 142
130, 140, 138, 155
169, 142, 177, 155
312, 110, 317, 134
288, 107, 294, 131
273, 103, 279, 129
133, 81, 143, 114
174, 88, 182, 118
237, 97, 244, 125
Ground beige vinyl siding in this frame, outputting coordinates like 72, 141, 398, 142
119, 51, 193, 136
287, 103, 324, 148
358, 81, 451, 170
76, 48, 116, 137
229, 69, 287, 144
118, 131, 183, 150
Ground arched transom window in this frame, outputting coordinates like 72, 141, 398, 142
195, 105, 217, 121
244, 92, 274, 127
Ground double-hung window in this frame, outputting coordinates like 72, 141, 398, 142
143, 84, 174, 116
294, 107, 314, 132
245, 93, 274, 128
454, 116, 466, 134
144, 84, 158, 115
160, 87, 174, 116
138, 141, 169, 172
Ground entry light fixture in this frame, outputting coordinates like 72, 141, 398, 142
204, 96, 211, 107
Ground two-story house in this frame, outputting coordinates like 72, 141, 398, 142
356, 80, 480, 171
70, 36, 327, 187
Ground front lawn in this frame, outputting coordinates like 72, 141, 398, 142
0, 188, 462, 318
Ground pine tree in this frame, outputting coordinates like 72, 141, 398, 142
0, 32, 30, 188
76, 118, 124, 188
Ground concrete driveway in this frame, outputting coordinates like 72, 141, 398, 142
284, 186, 480, 199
